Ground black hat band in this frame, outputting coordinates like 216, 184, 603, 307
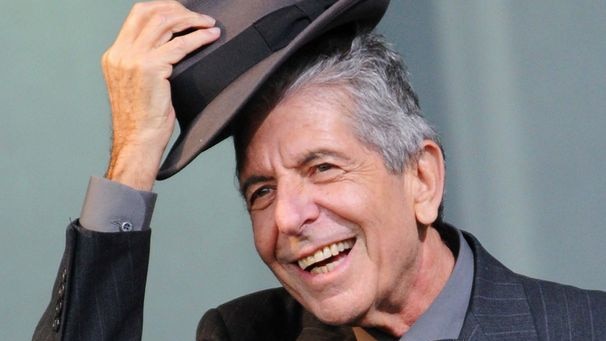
170, 0, 337, 131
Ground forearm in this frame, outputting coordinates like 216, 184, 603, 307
33, 2, 220, 338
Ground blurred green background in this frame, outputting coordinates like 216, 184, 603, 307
2, 1, 605, 340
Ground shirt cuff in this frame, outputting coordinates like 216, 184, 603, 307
80, 176, 157, 233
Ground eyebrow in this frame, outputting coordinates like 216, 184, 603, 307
239, 149, 348, 197
299, 149, 347, 166
239, 175, 273, 198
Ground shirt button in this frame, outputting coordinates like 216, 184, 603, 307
120, 221, 133, 232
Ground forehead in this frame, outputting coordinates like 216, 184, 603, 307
237, 86, 357, 174
235, 86, 355, 170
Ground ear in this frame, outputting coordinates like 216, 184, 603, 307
410, 140, 445, 225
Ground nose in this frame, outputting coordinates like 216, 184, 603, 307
274, 179, 319, 236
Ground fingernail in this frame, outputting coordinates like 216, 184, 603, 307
208, 27, 221, 35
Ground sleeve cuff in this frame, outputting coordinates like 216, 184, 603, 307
80, 176, 157, 233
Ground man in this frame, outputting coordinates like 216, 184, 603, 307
34, 1, 606, 340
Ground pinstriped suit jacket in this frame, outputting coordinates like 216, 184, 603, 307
33, 223, 606, 340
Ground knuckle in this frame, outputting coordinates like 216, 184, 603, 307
170, 36, 188, 52
164, 0, 183, 9
131, 1, 171, 15
158, 64, 173, 77
135, 1, 182, 23
101, 49, 117, 68
131, 2, 148, 14
149, 13, 168, 27
101, 51, 110, 69
150, 0, 182, 12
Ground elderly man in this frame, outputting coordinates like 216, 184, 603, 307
34, 1, 606, 340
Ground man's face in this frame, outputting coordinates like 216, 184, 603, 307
239, 87, 424, 325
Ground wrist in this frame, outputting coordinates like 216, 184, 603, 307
106, 143, 165, 191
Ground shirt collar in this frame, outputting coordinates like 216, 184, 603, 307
366, 224, 474, 341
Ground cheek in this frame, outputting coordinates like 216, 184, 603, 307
316, 181, 370, 215
251, 212, 278, 264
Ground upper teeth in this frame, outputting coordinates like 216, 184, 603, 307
297, 239, 354, 271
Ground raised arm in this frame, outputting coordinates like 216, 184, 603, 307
33, 2, 219, 340
103, 0, 219, 190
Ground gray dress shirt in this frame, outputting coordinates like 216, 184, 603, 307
79, 176, 474, 340
365, 228, 474, 341
401, 228, 473, 340
80, 176, 156, 232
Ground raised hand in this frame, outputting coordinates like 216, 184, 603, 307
102, 1, 220, 190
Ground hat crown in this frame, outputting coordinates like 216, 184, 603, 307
174, 0, 333, 78
158, 0, 390, 179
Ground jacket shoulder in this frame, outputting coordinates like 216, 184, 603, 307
462, 228, 606, 340
197, 288, 304, 341
520, 275, 606, 340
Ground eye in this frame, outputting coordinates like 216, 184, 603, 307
310, 162, 342, 182
248, 186, 274, 208
315, 163, 335, 173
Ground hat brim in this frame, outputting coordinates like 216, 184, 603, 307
157, 0, 390, 180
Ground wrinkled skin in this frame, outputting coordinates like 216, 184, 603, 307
239, 88, 451, 336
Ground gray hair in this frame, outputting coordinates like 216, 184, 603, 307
233, 30, 444, 221
280, 32, 438, 173
233, 31, 439, 175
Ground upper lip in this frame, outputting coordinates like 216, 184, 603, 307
295, 238, 355, 271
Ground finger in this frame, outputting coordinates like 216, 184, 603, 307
154, 26, 221, 65
114, 1, 199, 49
114, 1, 167, 46
138, 11, 217, 49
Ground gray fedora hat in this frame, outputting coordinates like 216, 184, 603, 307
158, 0, 390, 179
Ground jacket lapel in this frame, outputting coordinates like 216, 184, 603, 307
459, 232, 539, 341
292, 230, 543, 341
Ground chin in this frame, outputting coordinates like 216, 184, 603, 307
304, 293, 371, 326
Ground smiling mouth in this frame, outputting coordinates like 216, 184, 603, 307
297, 239, 355, 274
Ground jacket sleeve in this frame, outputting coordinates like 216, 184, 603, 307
196, 309, 231, 341
33, 222, 151, 341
